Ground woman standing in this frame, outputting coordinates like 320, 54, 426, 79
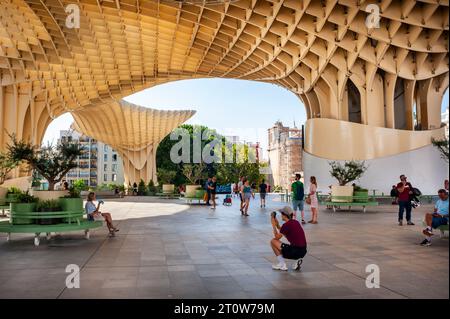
241, 178, 254, 216
308, 176, 319, 224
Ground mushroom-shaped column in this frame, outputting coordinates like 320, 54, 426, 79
71, 100, 195, 185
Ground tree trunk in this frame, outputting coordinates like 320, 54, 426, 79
48, 181, 56, 191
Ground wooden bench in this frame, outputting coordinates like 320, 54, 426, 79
0, 209, 103, 246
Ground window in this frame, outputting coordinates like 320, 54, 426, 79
112, 164, 117, 172
104, 174, 108, 182
112, 154, 117, 162
103, 144, 109, 152
112, 174, 117, 182
104, 153, 108, 161
104, 164, 107, 171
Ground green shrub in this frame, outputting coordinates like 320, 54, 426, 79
147, 180, 157, 194
138, 179, 147, 195
16, 191, 38, 203
36, 199, 62, 212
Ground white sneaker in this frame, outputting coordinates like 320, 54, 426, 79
272, 263, 288, 271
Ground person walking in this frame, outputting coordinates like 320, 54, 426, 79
209, 176, 218, 209
259, 179, 268, 208
396, 174, 414, 226
291, 173, 305, 224
307, 176, 319, 224
230, 182, 236, 197
241, 178, 254, 216
238, 176, 245, 211
205, 177, 212, 206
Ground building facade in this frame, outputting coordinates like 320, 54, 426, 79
59, 131, 125, 187
267, 122, 303, 190
442, 107, 449, 139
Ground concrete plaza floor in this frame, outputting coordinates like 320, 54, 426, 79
0, 194, 448, 299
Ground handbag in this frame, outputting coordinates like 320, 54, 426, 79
305, 196, 312, 205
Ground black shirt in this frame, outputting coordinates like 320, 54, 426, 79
259, 183, 267, 193
210, 182, 217, 193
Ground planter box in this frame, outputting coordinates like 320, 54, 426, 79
59, 197, 83, 211
10, 202, 37, 225
162, 184, 175, 194
31, 190, 68, 201
331, 185, 354, 202
186, 185, 201, 198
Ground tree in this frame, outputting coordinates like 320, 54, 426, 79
7, 135, 82, 190
0, 151, 18, 185
432, 137, 449, 163
182, 163, 207, 185
157, 168, 177, 185
329, 160, 368, 186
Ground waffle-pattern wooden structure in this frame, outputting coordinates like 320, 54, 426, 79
0, 0, 449, 183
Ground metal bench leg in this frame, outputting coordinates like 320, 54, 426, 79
46, 232, 52, 240
333, 206, 336, 213
6, 233, 10, 242
363, 206, 366, 213
34, 233, 40, 246
85, 229, 90, 240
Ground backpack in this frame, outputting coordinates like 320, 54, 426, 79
295, 182, 304, 201
412, 187, 422, 196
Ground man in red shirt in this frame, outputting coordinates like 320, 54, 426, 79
396, 174, 414, 226
270, 206, 307, 271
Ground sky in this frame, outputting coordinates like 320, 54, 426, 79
42, 78, 307, 160
42, 79, 449, 160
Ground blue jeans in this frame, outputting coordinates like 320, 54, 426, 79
398, 200, 412, 222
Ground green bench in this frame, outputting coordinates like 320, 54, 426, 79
422, 221, 449, 238
184, 189, 206, 204
0, 219, 102, 246
321, 195, 379, 213
0, 201, 103, 246
155, 192, 180, 199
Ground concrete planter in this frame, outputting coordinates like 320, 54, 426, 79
185, 185, 201, 198
31, 190, 68, 201
162, 184, 175, 194
331, 185, 354, 202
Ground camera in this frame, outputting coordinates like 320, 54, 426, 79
99, 200, 104, 205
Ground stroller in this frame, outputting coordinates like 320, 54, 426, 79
411, 187, 422, 208
223, 194, 232, 206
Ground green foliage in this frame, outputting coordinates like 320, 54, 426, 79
432, 137, 449, 163
31, 170, 42, 188
156, 124, 263, 187
8, 187, 22, 194
73, 179, 89, 191
182, 163, 207, 184
16, 190, 38, 204
157, 168, 177, 185
7, 134, 82, 190
138, 179, 147, 195
36, 199, 62, 212
329, 160, 368, 186
0, 151, 18, 185
147, 180, 157, 193
65, 186, 81, 198
353, 185, 368, 192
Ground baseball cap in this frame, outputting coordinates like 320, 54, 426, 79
277, 206, 293, 218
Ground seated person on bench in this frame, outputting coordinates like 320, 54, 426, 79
420, 189, 449, 246
85, 192, 119, 236
270, 206, 307, 271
